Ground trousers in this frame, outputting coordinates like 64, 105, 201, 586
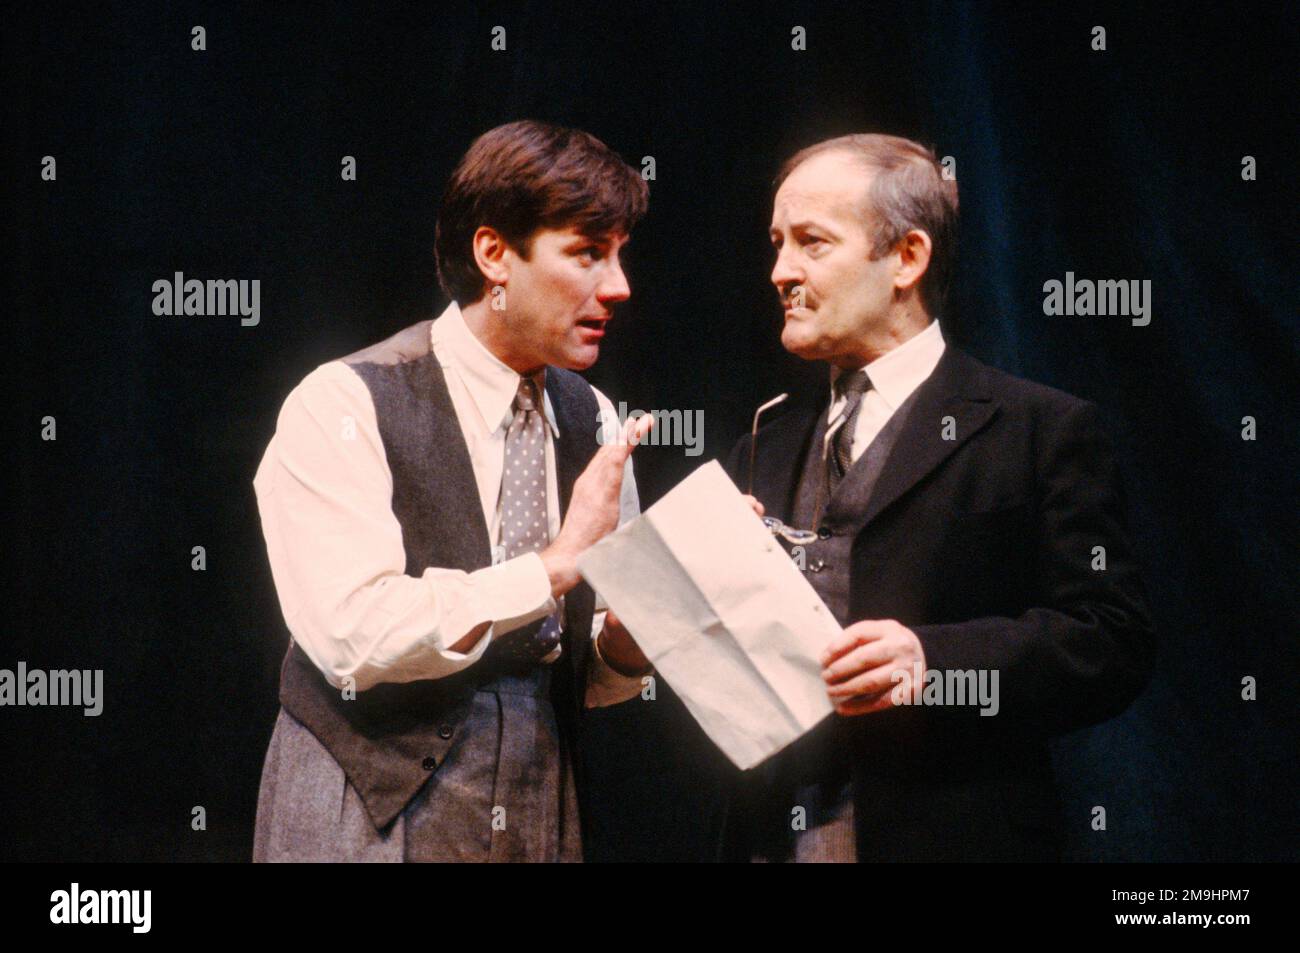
253, 668, 582, 862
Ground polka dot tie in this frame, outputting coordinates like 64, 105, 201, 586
496, 375, 562, 662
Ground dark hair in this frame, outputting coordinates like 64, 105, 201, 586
776, 134, 959, 316
435, 120, 649, 304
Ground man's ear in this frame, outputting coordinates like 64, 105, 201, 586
893, 229, 933, 296
471, 226, 511, 288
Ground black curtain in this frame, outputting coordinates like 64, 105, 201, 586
5, 0, 1295, 861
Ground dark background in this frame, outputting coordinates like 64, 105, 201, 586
5, 1, 1296, 862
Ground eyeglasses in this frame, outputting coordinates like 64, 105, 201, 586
748, 393, 821, 546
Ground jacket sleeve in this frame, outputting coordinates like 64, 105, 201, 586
910, 399, 1157, 738
723, 432, 753, 488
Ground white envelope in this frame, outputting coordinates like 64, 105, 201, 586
578, 460, 839, 769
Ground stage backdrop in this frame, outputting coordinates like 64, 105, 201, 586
5, 1, 1296, 861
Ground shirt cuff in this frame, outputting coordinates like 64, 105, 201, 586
433, 551, 556, 663
584, 612, 651, 708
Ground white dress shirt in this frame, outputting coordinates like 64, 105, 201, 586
825, 319, 947, 459
254, 302, 643, 706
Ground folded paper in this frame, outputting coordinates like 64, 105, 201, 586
578, 460, 838, 769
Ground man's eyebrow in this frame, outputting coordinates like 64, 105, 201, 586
572, 232, 627, 247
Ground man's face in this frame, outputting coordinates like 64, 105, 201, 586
769, 151, 897, 367
500, 226, 631, 372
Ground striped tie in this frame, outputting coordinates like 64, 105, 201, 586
828, 370, 871, 495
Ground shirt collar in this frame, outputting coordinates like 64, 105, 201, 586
831, 319, 946, 412
429, 302, 559, 436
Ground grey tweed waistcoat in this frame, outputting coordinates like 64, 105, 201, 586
275, 319, 600, 831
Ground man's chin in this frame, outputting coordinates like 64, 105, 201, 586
554, 344, 600, 371
780, 327, 823, 362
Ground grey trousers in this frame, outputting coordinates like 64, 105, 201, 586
253, 670, 582, 862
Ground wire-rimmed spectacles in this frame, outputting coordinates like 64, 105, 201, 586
747, 393, 821, 546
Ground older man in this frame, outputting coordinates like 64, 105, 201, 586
723, 134, 1156, 862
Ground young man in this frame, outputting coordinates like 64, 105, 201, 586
723, 134, 1156, 861
253, 120, 653, 861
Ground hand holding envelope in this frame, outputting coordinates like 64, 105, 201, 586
578, 460, 840, 769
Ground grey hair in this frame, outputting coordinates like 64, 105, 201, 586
776, 134, 959, 316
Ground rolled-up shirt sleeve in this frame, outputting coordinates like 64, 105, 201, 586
254, 362, 555, 692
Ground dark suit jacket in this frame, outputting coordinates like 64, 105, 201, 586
722, 345, 1157, 861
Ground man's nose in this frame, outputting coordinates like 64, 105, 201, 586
596, 259, 631, 304
771, 245, 803, 291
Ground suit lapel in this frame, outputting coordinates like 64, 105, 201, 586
749, 402, 823, 524
858, 347, 1000, 528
